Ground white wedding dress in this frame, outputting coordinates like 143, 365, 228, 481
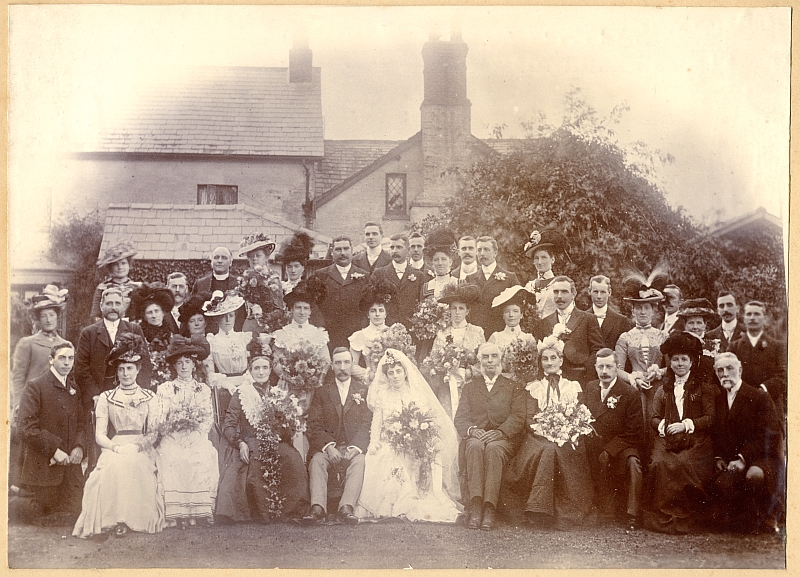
355, 350, 463, 523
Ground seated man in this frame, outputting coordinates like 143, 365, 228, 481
711, 352, 784, 533
454, 343, 526, 531
303, 348, 372, 525
583, 348, 644, 530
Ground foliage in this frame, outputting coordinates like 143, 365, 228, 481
131, 260, 249, 291
383, 402, 440, 490
9, 294, 34, 354
531, 399, 595, 449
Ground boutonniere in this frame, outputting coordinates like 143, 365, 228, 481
606, 395, 620, 409
351, 272, 365, 279
68, 388, 77, 396
552, 323, 572, 339
351, 393, 364, 405
702, 349, 714, 357
761, 341, 768, 349
690, 393, 698, 402
408, 274, 417, 283
494, 271, 507, 281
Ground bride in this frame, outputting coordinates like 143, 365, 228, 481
355, 349, 463, 523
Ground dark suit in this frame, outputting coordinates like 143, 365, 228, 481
454, 374, 525, 506
706, 320, 745, 353
729, 333, 787, 422
312, 264, 370, 351
584, 378, 643, 517
306, 378, 372, 511
191, 274, 245, 331
465, 264, 520, 339
352, 250, 392, 276
17, 370, 85, 514
534, 308, 605, 386
371, 263, 425, 328
594, 307, 633, 351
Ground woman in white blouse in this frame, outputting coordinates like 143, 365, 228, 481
488, 285, 536, 355
349, 279, 397, 384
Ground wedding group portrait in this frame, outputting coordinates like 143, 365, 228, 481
7, 4, 789, 570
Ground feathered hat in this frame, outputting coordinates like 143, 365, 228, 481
202, 290, 245, 317
284, 277, 327, 308
537, 334, 565, 355
437, 282, 480, 306
359, 277, 398, 312
97, 240, 137, 268
178, 293, 211, 325
676, 298, 716, 321
165, 333, 210, 363
281, 231, 315, 267
622, 259, 670, 303
238, 232, 276, 258
423, 227, 457, 258
246, 333, 273, 361
523, 228, 568, 259
128, 282, 175, 322
30, 284, 68, 314
106, 332, 147, 366
491, 285, 533, 310
660, 330, 703, 359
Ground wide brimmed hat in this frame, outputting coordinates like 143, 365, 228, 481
106, 332, 147, 366
246, 333, 273, 360
660, 330, 703, 358
676, 298, 716, 320
128, 282, 175, 322
238, 233, 276, 258
280, 231, 315, 266
423, 227, 456, 258
491, 285, 532, 310
284, 277, 327, 308
178, 293, 211, 325
165, 333, 210, 363
438, 282, 480, 306
523, 229, 568, 259
202, 290, 245, 316
30, 285, 68, 313
623, 286, 665, 304
360, 278, 398, 312
622, 260, 669, 304
97, 240, 137, 268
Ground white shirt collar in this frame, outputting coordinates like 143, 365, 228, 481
336, 378, 351, 404
290, 320, 310, 330
50, 366, 68, 386
674, 372, 690, 386
212, 272, 229, 281
558, 303, 575, 319
503, 325, 521, 335
484, 373, 499, 387
366, 246, 382, 258
460, 262, 478, 277
335, 263, 352, 276
593, 305, 608, 316
747, 331, 763, 347
392, 260, 408, 274
721, 319, 738, 332
481, 262, 498, 276
538, 270, 555, 280
103, 318, 120, 332
410, 258, 424, 269
726, 381, 742, 405
600, 377, 617, 390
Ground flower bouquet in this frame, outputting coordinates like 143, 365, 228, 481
531, 400, 595, 449
237, 265, 284, 322
149, 335, 172, 387
421, 335, 478, 379
365, 324, 418, 367
502, 337, 539, 384
519, 300, 541, 332
408, 297, 450, 342
383, 402, 440, 489
273, 339, 330, 395
158, 389, 213, 438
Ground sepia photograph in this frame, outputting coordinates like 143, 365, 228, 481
6, 5, 789, 569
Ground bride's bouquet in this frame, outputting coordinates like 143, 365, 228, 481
501, 337, 539, 384
531, 400, 595, 449
365, 324, 418, 367
383, 402, 440, 489
273, 340, 330, 395
408, 297, 450, 341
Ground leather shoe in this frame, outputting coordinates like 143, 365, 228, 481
302, 504, 326, 526
467, 506, 482, 530
338, 505, 358, 525
625, 514, 639, 531
480, 505, 496, 531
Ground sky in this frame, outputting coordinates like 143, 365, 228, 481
7, 5, 791, 261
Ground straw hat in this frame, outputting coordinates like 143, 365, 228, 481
30, 285, 68, 313
238, 233, 276, 258
97, 240, 137, 268
202, 290, 245, 317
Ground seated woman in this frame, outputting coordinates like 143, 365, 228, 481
674, 298, 722, 388
349, 279, 397, 384
280, 231, 315, 295
90, 240, 141, 322
73, 334, 163, 538
216, 335, 310, 523
488, 285, 536, 355
153, 335, 219, 528
355, 349, 462, 522
237, 233, 284, 334
506, 335, 593, 528
645, 331, 716, 534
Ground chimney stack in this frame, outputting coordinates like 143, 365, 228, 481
289, 31, 312, 83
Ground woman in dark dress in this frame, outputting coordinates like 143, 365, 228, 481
128, 283, 178, 388
646, 331, 716, 533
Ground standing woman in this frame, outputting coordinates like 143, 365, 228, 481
419, 228, 458, 301
522, 229, 568, 321
237, 233, 284, 334
349, 279, 397, 382
152, 334, 218, 528
280, 231, 315, 295
128, 283, 177, 346
674, 299, 722, 386
178, 293, 212, 339
90, 240, 141, 322
73, 334, 163, 538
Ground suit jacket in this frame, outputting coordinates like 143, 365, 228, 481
534, 308, 605, 382
306, 378, 372, 456
312, 264, 370, 349
706, 320, 745, 352
712, 381, 782, 474
11, 331, 69, 419
192, 274, 245, 331
594, 307, 633, 351
74, 320, 152, 411
371, 263, 425, 328
454, 374, 526, 443
465, 264, 520, 338
729, 333, 787, 417
18, 370, 85, 487
583, 378, 642, 462
352, 250, 392, 275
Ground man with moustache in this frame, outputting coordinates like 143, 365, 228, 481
533, 276, 604, 386
465, 236, 520, 339
588, 275, 633, 351
166, 272, 189, 332
408, 232, 427, 271
706, 292, 745, 352
371, 234, 424, 328
451, 236, 479, 281
659, 284, 683, 333
352, 222, 392, 275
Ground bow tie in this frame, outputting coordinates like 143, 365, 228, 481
547, 373, 561, 396
595, 314, 605, 320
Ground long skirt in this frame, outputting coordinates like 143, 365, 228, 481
157, 429, 219, 525
505, 434, 593, 524
73, 435, 164, 537
215, 438, 310, 523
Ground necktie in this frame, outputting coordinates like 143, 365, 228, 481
639, 327, 650, 367
547, 373, 561, 404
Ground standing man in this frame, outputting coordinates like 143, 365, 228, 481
352, 222, 392, 275
192, 246, 244, 330
584, 349, 644, 530
313, 237, 370, 351
455, 343, 525, 531
660, 284, 683, 333
533, 276, 604, 386
304, 348, 371, 524
451, 236, 479, 281
166, 272, 189, 332
465, 236, 520, 339
408, 232, 427, 271
371, 234, 424, 328
16, 342, 85, 522
706, 291, 745, 352
588, 275, 633, 351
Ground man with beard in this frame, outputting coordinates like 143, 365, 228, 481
706, 292, 745, 352
166, 272, 189, 332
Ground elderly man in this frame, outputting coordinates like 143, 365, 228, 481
583, 348, 644, 530
712, 352, 784, 533
455, 342, 525, 531
192, 246, 244, 331
588, 275, 632, 351
166, 272, 189, 332
451, 236, 479, 281
371, 234, 424, 328
465, 236, 520, 339
352, 222, 391, 275
706, 291, 745, 352
533, 276, 604, 386
660, 284, 683, 333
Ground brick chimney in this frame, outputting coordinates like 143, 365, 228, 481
289, 33, 313, 83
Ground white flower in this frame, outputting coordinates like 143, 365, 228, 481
408, 274, 417, 282
351, 272, 365, 279
352, 393, 364, 405
607, 395, 619, 409
551, 323, 570, 339
420, 422, 429, 430
390, 422, 402, 432
494, 272, 507, 281
409, 419, 419, 429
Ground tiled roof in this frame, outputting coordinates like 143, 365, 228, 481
85, 67, 324, 157
482, 138, 525, 155
315, 139, 403, 197
99, 204, 331, 261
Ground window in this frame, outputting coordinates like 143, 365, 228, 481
385, 174, 406, 215
197, 184, 238, 205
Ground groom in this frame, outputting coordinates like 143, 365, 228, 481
304, 348, 372, 525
